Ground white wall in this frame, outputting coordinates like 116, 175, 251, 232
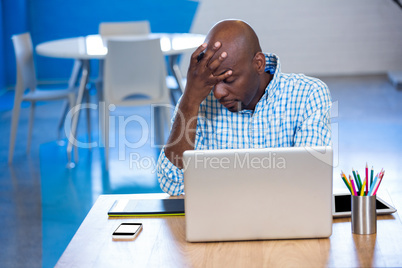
183, 0, 402, 76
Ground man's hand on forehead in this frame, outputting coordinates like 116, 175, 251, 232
199, 41, 230, 74
183, 41, 232, 106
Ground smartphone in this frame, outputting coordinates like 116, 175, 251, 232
112, 223, 143, 240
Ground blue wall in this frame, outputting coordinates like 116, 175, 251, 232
1, 0, 198, 89
2, 0, 29, 89
0, 1, 4, 91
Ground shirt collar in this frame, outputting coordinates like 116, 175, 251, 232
238, 53, 281, 114
264, 53, 280, 74
263, 53, 281, 99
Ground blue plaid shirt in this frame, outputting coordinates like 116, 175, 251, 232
157, 53, 332, 195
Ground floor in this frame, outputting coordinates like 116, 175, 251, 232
0, 74, 402, 268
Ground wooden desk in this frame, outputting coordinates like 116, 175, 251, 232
56, 193, 402, 267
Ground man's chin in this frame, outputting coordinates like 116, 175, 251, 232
223, 101, 242, 112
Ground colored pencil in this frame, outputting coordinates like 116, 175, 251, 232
365, 163, 369, 195
341, 171, 349, 183
370, 166, 374, 186
340, 173, 353, 194
369, 173, 379, 195
350, 175, 357, 196
340, 166, 385, 196
356, 171, 363, 191
372, 170, 385, 195
341, 171, 351, 188
360, 179, 366, 196
352, 169, 359, 188
352, 169, 358, 180
369, 171, 385, 196
372, 177, 383, 196
370, 170, 385, 196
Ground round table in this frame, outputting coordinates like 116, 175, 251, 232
36, 33, 205, 58
36, 33, 205, 167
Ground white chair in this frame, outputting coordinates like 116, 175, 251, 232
102, 38, 171, 169
8, 32, 81, 164
99, 20, 150, 36
95, 21, 151, 97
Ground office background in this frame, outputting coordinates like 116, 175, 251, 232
0, 0, 198, 88
2, 0, 402, 90
190, 0, 402, 75
0, 0, 402, 267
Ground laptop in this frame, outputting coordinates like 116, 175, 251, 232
183, 146, 333, 242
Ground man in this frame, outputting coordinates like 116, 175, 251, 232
157, 20, 332, 195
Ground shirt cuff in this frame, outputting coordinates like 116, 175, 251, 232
156, 147, 185, 196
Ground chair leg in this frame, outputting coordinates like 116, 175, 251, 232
153, 105, 168, 147
58, 59, 81, 144
27, 101, 36, 154
57, 100, 70, 142
96, 60, 104, 101
65, 94, 77, 168
85, 89, 92, 149
154, 106, 162, 146
163, 105, 172, 142
67, 59, 89, 167
8, 95, 23, 164
104, 103, 110, 170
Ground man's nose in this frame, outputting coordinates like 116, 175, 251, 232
213, 83, 229, 100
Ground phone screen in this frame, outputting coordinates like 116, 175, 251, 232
114, 223, 142, 235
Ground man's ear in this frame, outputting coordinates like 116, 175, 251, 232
253, 52, 266, 74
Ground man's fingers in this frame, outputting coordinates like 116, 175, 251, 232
191, 41, 226, 69
191, 43, 207, 63
201, 41, 221, 64
189, 40, 231, 88
207, 51, 228, 72
212, 70, 232, 84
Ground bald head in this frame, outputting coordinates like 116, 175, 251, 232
196, 20, 271, 112
205, 20, 261, 63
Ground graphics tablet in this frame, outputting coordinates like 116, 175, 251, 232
108, 199, 185, 217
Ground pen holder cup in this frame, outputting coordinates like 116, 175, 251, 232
351, 195, 377, 235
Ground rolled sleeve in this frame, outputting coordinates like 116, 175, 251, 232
156, 147, 184, 196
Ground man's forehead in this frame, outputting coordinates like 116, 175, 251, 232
211, 45, 250, 75
213, 55, 238, 76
